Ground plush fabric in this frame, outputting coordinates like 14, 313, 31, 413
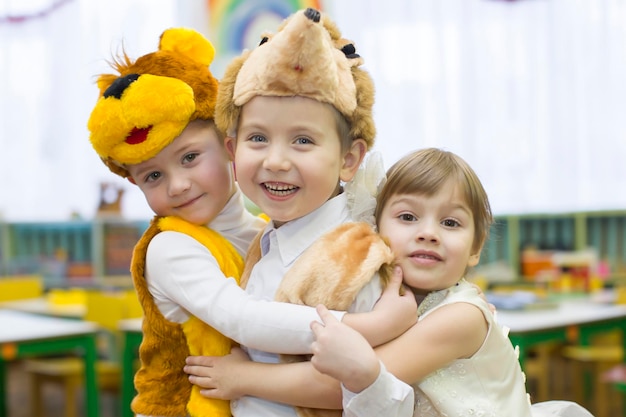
215, 8, 376, 150
87, 27, 219, 177
130, 216, 243, 417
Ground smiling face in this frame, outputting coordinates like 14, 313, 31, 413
226, 95, 364, 227
378, 180, 481, 294
126, 120, 235, 225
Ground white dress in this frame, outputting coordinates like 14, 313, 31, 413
345, 279, 595, 417
413, 279, 534, 416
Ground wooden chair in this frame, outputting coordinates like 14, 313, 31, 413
24, 290, 131, 417
561, 330, 623, 417
523, 342, 567, 402
0, 275, 43, 301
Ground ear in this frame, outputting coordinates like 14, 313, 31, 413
468, 251, 481, 268
224, 136, 236, 160
126, 176, 136, 185
340, 139, 367, 182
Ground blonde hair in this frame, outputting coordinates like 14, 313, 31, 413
375, 148, 493, 253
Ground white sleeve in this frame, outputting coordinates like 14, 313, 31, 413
342, 363, 414, 417
146, 231, 345, 354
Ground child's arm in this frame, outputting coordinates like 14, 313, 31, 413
185, 301, 487, 408
375, 301, 487, 381
148, 232, 415, 354
185, 348, 343, 409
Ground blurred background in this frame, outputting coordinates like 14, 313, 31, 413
1, 0, 625, 221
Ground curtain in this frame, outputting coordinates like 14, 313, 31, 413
0, 0, 186, 220
330, 0, 626, 215
1, 0, 625, 220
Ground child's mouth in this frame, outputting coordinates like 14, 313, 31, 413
263, 182, 299, 196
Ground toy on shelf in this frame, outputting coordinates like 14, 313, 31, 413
521, 247, 604, 293
96, 182, 124, 218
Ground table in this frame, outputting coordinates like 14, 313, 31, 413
0, 310, 100, 417
498, 299, 626, 409
0, 297, 86, 318
498, 300, 626, 365
119, 317, 142, 417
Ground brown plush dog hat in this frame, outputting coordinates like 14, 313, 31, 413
216, 8, 376, 149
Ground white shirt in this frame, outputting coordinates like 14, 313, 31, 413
145, 187, 341, 354
342, 363, 414, 417
232, 193, 384, 417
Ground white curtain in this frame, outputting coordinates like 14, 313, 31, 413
0, 0, 201, 221
330, 0, 626, 215
1, 0, 625, 220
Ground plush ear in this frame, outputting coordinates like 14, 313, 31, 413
127, 176, 136, 185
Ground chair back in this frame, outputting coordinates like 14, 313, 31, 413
85, 290, 129, 359
0, 275, 43, 302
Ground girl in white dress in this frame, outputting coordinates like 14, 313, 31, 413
310, 148, 594, 417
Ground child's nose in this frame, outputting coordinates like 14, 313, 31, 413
263, 146, 291, 171
168, 176, 191, 196
416, 222, 439, 243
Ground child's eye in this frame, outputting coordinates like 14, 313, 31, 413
183, 152, 198, 163
295, 136, 313, 145
249, 134, 267, 143
442, 219, 460, 228
399, 213, 417, 222
145, 171, 161, 183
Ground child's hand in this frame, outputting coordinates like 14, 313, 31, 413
311, 304, 380, 393
184, 348, 251, 399
372, 266, 417, 335
339, 266, 416, 347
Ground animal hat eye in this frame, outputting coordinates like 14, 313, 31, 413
341, 44, 360, 59
103, 74, 140, 99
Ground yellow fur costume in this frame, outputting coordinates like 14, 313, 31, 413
87, 28, 241, 416
132, 216, 242, 417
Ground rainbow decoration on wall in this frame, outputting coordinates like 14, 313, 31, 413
208, 0, 322, 57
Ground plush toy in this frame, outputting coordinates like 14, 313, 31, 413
88, 28, 238, 417
225, 9, 392, 417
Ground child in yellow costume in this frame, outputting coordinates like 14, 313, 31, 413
87, 27, 415, 417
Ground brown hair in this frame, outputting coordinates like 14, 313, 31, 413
375, 148, 493, 253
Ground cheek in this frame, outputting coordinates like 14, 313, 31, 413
142, 188, 165, 214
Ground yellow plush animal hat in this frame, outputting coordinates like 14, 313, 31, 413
216, 8, 376, 149
87, 28, 218, 178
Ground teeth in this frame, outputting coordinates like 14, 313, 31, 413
264, 183, 297, 196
